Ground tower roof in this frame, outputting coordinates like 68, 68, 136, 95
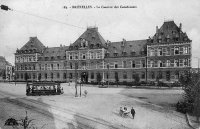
20, 37, 45, 52
68, 27, 106, 50
148, 20, 191, 44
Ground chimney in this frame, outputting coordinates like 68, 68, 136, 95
179, 23, 182, 31
156, 26, 158, 33
60, 44, 62, 47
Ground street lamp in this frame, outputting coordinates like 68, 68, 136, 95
194, 57, 200, 74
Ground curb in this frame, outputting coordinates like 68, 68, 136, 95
185, 113, 200, 129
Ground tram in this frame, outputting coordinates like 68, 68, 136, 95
26, 82, 64, 96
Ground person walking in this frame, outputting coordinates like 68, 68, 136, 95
131, 107, 135, 119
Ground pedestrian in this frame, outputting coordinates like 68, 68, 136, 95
131, 107, 135, 119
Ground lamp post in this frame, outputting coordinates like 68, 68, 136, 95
194, 57, 200, 74
75, 62, 78, 97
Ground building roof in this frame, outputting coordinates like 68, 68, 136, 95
148, 20, 191, 44
18, 37, 45, 53
40, 45, 68, 61
106, 39, 147, 58
68, 27, 107, 50
0, 56, 11, 69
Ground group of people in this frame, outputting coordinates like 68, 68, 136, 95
119, 106, 135, 119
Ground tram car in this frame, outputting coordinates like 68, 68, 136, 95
26, 82, 64, 96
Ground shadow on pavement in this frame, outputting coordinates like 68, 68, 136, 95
0, 96, 56, 129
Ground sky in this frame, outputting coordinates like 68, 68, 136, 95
0, 0, 200, 67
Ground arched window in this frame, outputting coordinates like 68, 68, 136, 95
57, 73, 60, 78
63, 73, 66, 79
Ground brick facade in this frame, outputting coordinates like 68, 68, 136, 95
15, 21, 192, 83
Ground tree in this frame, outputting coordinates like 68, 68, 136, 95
178, 72, 200, 122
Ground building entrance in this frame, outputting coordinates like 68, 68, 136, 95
81, 72, 88, 83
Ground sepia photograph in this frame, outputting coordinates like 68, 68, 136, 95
0, 0, 200, 129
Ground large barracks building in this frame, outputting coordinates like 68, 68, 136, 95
14, 20, 191, 83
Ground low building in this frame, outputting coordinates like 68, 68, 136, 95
0, 56, 12, 81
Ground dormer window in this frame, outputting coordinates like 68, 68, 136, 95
114, 53, 118, 57
131, 51, 136, 56
45, 57, 49, 61
105, 53, 110, 57
122, 51, 127, 56
96, 44, 101, 48
90, 44, 94, 48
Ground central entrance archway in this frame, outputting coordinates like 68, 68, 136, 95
81, 72, 88, 83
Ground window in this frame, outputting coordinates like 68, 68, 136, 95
114, 63, 118, 68
123, 61, 126, 68
57, 73, 60, 78
158, 48, 162, 56
114, 53, 118, 57
70, 63, 73, 69
69, 73, 73, 79
90, 44, 94, 48
63, 73, 66, 79
154, 60, 158, 67
166, 60, 170, 67
91, 72, 94, 79
115, 72, 119, 82
157, 71, 162, 79
132, 61, 135, 68
51, 64, 53, 70
141, 60, 145, 68
122, 52, 127, 56
90, 52, 94, 59
57, 56, 60, 60
33, 65, 35, 70
45, 57, 49, 61
45, 64, 47, 70
150, 48, 154, 56
180, 47, 183, 55
151, 72, 155, 79
175, 47, 179, 55
170, 60, 174, 67
175, 71, 179, 79
45, 73, 47, 79
123, 72, 127, 79
75, 53, 78, 60
184, 46, 189, 54
159, 61, 163, 67
57, 64, 60, 69
184, 59, 189, 66
82, 53, 86, 59
175, 60, 179, 67
21, 73, 24, 79
179, 59, 183, 67
166, 71, 170, 81
107, 64, 110, 69
141, 72, 145, 79
51, 56, 54, 60
97, 52, 101, 59
150, 60, 154, 67
69, 53, 72, 60
131, 51, 136, 56
51, 73, 53, 79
